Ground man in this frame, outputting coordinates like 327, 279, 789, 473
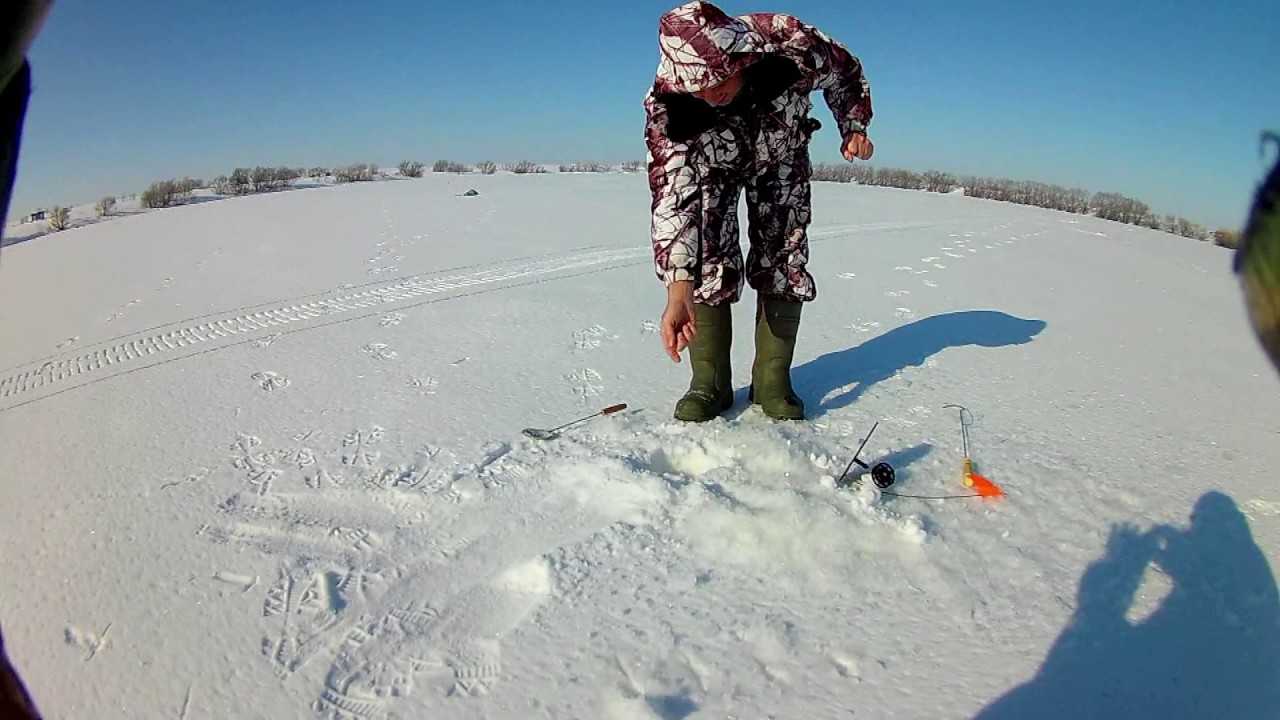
644, 0, 874, 422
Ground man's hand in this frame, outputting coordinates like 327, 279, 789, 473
842, 132, 874, 161
661, 280, 696, 363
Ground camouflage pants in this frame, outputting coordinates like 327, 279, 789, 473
691, 146, 816, 306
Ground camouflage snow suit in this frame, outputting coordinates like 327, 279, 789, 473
644, 1, 873, 306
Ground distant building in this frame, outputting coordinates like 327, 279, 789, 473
23, 209, 46, 223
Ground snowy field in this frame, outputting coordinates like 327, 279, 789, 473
0, 171, 1276, 719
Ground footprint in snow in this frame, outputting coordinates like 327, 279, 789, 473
252, 371, 291, 392
568, 368, 604, 398
846, 321, 881, 333
408, 376, 439, 394
830, 652, 862, 680
573, 325, 615, 350
65, 624, 112, 661
252, 333, 282, 349
362, 343, 398, 361
1244, 499, 1280, 519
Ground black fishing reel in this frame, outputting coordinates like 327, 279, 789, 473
869, 461, 895, 488
834, 421, 896, 489
835, 459, 895, 489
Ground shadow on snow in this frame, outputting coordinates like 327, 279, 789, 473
975, 491, 1280, 719
790, 310, 1047, 416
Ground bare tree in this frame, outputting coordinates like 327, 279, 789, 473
244, 167, 297, 192
47, 206, 69, 231
811, 163, 856, 182
249, 167, 272, 192
503, 161, 546, 174
95, 196, 116, 218
174, 177, 199, 202
141, 180, 180, 208
559, 161, 610, 172
921, 170, 956, 193
333, 164, 374, 183
226, 168, 253, 195
1162, 215, 1208, 240
1063, 187, 1090, 214
1090, 192, 1150, 225
399, 161, 425, 178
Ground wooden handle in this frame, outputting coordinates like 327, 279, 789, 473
601, 403, 627, 415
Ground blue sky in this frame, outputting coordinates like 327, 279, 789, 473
10, 0, 1279, 229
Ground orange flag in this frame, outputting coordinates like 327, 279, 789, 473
963, 457, 1004, 499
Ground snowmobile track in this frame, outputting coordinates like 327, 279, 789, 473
0, 220, 962, 412
0, 246, 647, 411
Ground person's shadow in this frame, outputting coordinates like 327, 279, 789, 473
975, 491, 1280, 719
785, 310, 1047, 415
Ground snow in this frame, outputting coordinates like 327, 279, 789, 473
1, 171, 1278, 719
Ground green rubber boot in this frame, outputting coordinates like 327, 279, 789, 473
674, 302, 734, 422
749, 296, 805, 420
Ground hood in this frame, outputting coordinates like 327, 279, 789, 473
654, 1, 772, 94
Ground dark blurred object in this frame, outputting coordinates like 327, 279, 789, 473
0, 0, 52, 237
1235, 132, 1280, 377
0, 4, 54, 718
0, 60, 31, 235
0, 1, 51, 87
0, 627, 40, 719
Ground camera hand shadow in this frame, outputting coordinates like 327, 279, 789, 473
974, 491, 1280, 719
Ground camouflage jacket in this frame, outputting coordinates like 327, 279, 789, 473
644, 1, 873, 286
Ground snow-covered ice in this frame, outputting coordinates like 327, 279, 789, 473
1, 171, 1277, 718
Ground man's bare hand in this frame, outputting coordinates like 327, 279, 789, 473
661, 281, 696, 363
842, 132, 874, 161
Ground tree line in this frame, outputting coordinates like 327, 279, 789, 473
31, 159, 1237, 249
810, 163, 1236, 247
